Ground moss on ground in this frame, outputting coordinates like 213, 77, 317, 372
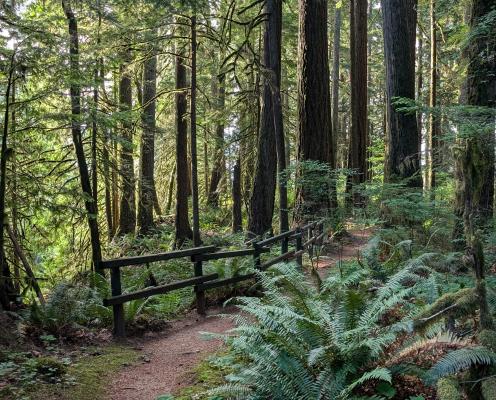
171, 354, 232, 400
35, 345, 139, 400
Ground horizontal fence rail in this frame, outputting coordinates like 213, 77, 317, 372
102, 220, 326, 336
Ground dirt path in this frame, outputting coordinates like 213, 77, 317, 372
106, 228, 372, 400
106, 307, 235, 400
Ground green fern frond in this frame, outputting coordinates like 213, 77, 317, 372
339, 368, 392, 399
427, 347, 496, 384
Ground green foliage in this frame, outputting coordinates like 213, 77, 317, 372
427, 347, 496, 384
413, 288, 478, 333
207, 256, 437, 399
27, 274, 112, 336
478, 330, 496, 352
481, 376, 496, 400
436, 377, 462, 400
0, 352, 71, 398
34, 345, 140, 400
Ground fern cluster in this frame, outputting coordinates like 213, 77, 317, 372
208, 256, 438, 399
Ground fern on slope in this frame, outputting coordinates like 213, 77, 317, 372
427, 347, 496, 384
208, 259, 438, 400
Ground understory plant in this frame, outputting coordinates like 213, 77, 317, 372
205, 239, 496, 400
206, 256, 441, 399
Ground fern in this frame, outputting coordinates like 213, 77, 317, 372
427, 347, 496, 384
209, 260, 435, 399
339, 368, 392, 399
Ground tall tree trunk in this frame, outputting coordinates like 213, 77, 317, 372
138, 45, 158, 235
118, 46, 136, 235
111, 139, 119, 233
175, 41, 193, 244
331, 3, 342, 170
247, 0, 282, 236
426, 0, 440, 195
381, 0, 421, 186
190, 15, 201, 247
61, 0, 103, 271
241, 71, 258, 213
0, 54, 15, 309
349, 0, 368, 207
416, 29, 424, 172
91, 67, 98, 208
103, 129, 113, 239
453, 0, 496, 248
207, 74, 226, 208
454, 3, 496, 394
165, 164, 176, 215
232, 157, 243, 233
296, 0, 335, 218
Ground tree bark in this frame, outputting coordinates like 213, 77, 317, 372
0, 53, 15, 309
349, 0, 368, 207
296, 0, 335, 218
232, 157, 243, 233
7, 225, 45, 305
381, 0, 421, 186
138, 44, 158, 235
174, 41, 193, 244
117, 45, 136, 235
247, 0, 282, 236
331, 4, 342, 170
61, 0, 103, 273
190, 15, 201, 247
426, 0, 440, 194
166, 164, 176, 215
416, 29, 424, 171
207, 74, 226, 208
453, 0, 496, 247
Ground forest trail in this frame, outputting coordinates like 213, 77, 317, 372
106, 228, 372, 400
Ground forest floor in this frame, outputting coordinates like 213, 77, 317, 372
104, 226, 373, 400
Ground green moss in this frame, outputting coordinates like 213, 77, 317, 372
436, 377, 462, 400
482, 376, 496, 400
172, 354, 232, 400
478, 330, 496, 352
414, 288, 477, 332
30, 356, 67, 380
35, 345, 139, 400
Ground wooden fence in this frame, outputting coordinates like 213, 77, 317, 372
101, 221, 325, 336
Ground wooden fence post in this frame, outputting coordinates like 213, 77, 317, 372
296, 227, 303, 268
194, 259, 206, 316
110, 267, 125, 337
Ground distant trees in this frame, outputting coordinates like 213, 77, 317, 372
118, 45, 136, 235
207, 73, 226, 208
381, 0, 421, 186
138, 39, 158, 235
